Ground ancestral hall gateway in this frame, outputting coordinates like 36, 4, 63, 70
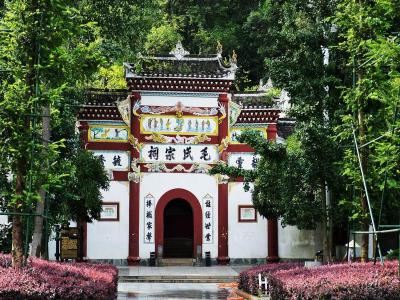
76, 43, 321, 265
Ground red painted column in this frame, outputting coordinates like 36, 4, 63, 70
217, 93, 230, 265
267, 123, 279, 262
127, 93, 141, 265
217, 183, 230, 264
128, 181, 140, 265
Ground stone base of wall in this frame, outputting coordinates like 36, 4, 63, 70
83, 257, 275, 266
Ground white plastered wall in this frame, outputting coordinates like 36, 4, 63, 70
0, 215, 8, 225
87, 181, 129, 259
228, 182, 268, 258
139, 172, 218, 259
278, 220, 319, 259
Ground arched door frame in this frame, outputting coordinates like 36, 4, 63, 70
155, 189, 202, 258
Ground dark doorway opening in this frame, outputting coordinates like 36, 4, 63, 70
163, 199, 193, 258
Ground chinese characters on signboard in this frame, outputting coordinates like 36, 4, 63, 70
141, 115, 218, 136
60, 227, 79, 260
141, 144, 219, 164
144, 194, 155, 244
202, 194, 213, 244
92, 151, 130, 171
228, 153, 260, 170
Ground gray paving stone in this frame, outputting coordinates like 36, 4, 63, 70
118, 282, 231, 299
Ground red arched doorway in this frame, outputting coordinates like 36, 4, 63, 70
155, 189, 202, 258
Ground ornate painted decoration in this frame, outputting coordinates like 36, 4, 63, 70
88, 124, 128, 142
218, 137, 231, 153
229, 100, 242, 126
116, 97, 131, 126
144, 133, 211, 144
215, 174, 230, 184
140, 115, 218, 136
140, 144, 219, 164
144, 162, 211, 173
128, 158, 141, 183
128, 134, 143, 154
133, 100, 226, 119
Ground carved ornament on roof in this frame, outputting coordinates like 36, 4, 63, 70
169, 41, 190, 60
116, 97, 131, 126
229, 100, 242, 126
258, 77, 274, 92
216, 41, 223, 57
132, 99, 142, 119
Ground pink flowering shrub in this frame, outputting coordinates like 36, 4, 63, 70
269, 261, 400, 300
238, 262, 301, 295
0, 254, 117, 299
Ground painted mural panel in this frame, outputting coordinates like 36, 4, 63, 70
202, 194, 214, 244
92, 150, 130, 171
227, 152, 260, 170
88, 125, 129, 142
229, 128, 267, 144
141, 144, 219, 164
140, 115, 218, 136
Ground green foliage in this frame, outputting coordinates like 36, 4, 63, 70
333, 0, 400, 226
0, 1, 109, 265
217, 1, 343, 235
211, 130, 324, 230
48, 147, 109, 223
91, 65, 126, 89
80, 0, 165, 62
47, 89, 110, 223
0, 0, 103, 203
144, 23, 182, 55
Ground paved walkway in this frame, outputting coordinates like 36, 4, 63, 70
117, 265, 255, 299
118, 265, 246, 277
117, 282, 231, 299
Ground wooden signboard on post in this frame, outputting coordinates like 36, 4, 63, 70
60, 227, 79, 260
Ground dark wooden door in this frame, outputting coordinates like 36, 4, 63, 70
163, 199, 193, 258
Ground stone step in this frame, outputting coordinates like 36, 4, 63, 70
118, 275, 238, 283
161, 258, 194, 266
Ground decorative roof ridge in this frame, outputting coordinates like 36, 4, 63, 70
234, 92, 276, 97
124, 42, 237, 78
85, 88, 128, 94
241, 107, 280, 111
126, 73, 234, 80
138, 54, 221, 62
139, 91, 220, 96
